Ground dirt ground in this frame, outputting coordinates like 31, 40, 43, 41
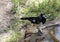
0, 0, 14, 42
0, 0, 14, 33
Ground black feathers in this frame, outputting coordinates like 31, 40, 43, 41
21, 14, 46, 24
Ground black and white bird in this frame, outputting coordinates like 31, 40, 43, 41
21, 13, 46, 24
21, 14, 46, 38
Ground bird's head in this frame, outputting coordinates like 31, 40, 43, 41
40, 13, 46, 24
41, 13, 44, 17
39, 13, 46, 18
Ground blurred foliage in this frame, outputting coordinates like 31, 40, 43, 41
11, 0, 60, 20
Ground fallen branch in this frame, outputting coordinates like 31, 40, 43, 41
41, 23, 60, 30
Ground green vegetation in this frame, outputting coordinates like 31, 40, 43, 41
5, 30, 25, 42
10, 0, 60, 29
6, 0, 60, 42
11, 0, 60, 20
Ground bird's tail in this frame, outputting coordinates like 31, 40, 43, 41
21, 17, 30, 20
21, 18, 26, 20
